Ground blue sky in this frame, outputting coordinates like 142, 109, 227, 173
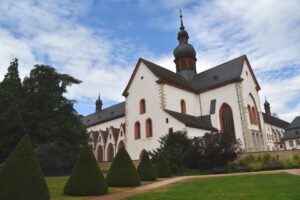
0, 0, 299, 122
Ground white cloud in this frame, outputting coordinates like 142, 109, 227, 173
0, 0, 299, 122
149, 0, 300, 122
0, 0, 134, 108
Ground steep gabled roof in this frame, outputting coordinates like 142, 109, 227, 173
111, 127, 120, 142
191, 55, 246, 91
262, 113, 290, 129
81, 102, 125, 127
141, 59, 193, 90
164, 109, 217, 131
100, 130, 109, 144
282, 116, 300, 140
286, 116, 300, 130
123, 55, 259, 96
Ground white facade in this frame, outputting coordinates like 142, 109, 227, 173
285, 139, 300, 150
83, 57, 289, 162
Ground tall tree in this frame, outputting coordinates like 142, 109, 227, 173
22, 65, 87, 175
0, 59, 26, 163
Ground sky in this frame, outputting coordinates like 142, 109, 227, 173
0, 0, 299, 122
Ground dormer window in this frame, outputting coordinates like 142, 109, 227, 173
140, 99, 146, 114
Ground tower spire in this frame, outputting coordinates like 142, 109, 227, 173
180, 9, 184, 30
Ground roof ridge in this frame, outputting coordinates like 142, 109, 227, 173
140, 58, 191, 83
84, 101, 125, 118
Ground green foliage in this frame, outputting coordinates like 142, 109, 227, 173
0, 134, 49, 200
154, 154, 172, 178
22, 65, 87, 175
137, 150, 157, 181
64, 146, 107, 196
106, 147, 140, 187
0, 59, 26, 163
0, 59, 87, 175
189, 132, 241, 170
151, 131, 192, 174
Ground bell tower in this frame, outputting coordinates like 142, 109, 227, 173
173, 10, 197, 81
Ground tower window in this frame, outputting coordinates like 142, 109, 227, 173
166, 118, 169, 123
140, 99, 146, 114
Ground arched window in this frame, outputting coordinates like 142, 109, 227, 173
248, 105, 253, 124
107, 143, 114, 162
97, 146, 104, 162
252, 107, 257, 125
140, 99, 146, 114
134, 121, 141, 139
219, 103, 236, 141
118, 140, 125, 151
146, 118, 153, 137
181, 99, 186, 114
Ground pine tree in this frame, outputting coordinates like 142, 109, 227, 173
64, 145, 107, 196
106, 147, 141, 187
137, 150, 157, 181
0, 134, 49, 200
0, 58, 26, 163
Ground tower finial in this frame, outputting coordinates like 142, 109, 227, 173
179, 9, 184, 30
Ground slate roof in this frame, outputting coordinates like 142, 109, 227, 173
283, 116, 300, 140
141, 58, 192, 90
191, 55, 246, 91
286, 116, 300, 130
100, 130, 109, 144
81, 102, 125, 127
262, 113, 290, 129
139, 55, 256, 93
111, 127, 120, 142
164, 109, 217, 131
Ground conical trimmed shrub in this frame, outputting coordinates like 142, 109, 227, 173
154, 154, 172, 178
106, 147, 140, 187
0, 134, 49, 200
137, 150, 157, 181
64, 145, 107, 196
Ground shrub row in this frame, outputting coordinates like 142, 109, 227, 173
0, 135, 172, 199
212, 153, 300, 174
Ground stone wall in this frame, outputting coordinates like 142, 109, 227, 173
239, 149, 300, 160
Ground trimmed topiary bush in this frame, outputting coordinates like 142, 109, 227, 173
154, 154, 172, 178
106, 147, 140, 187
0, 134, 49, 200
64, 145, 107, 196
137, 150, 157, 181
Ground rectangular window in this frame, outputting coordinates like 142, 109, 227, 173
289, 140, 294, 147
296, 139, 300, 145
210, 99, 216, 114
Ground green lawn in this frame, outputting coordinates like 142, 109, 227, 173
125, 173, 300, 200
46, 176, 165, 200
